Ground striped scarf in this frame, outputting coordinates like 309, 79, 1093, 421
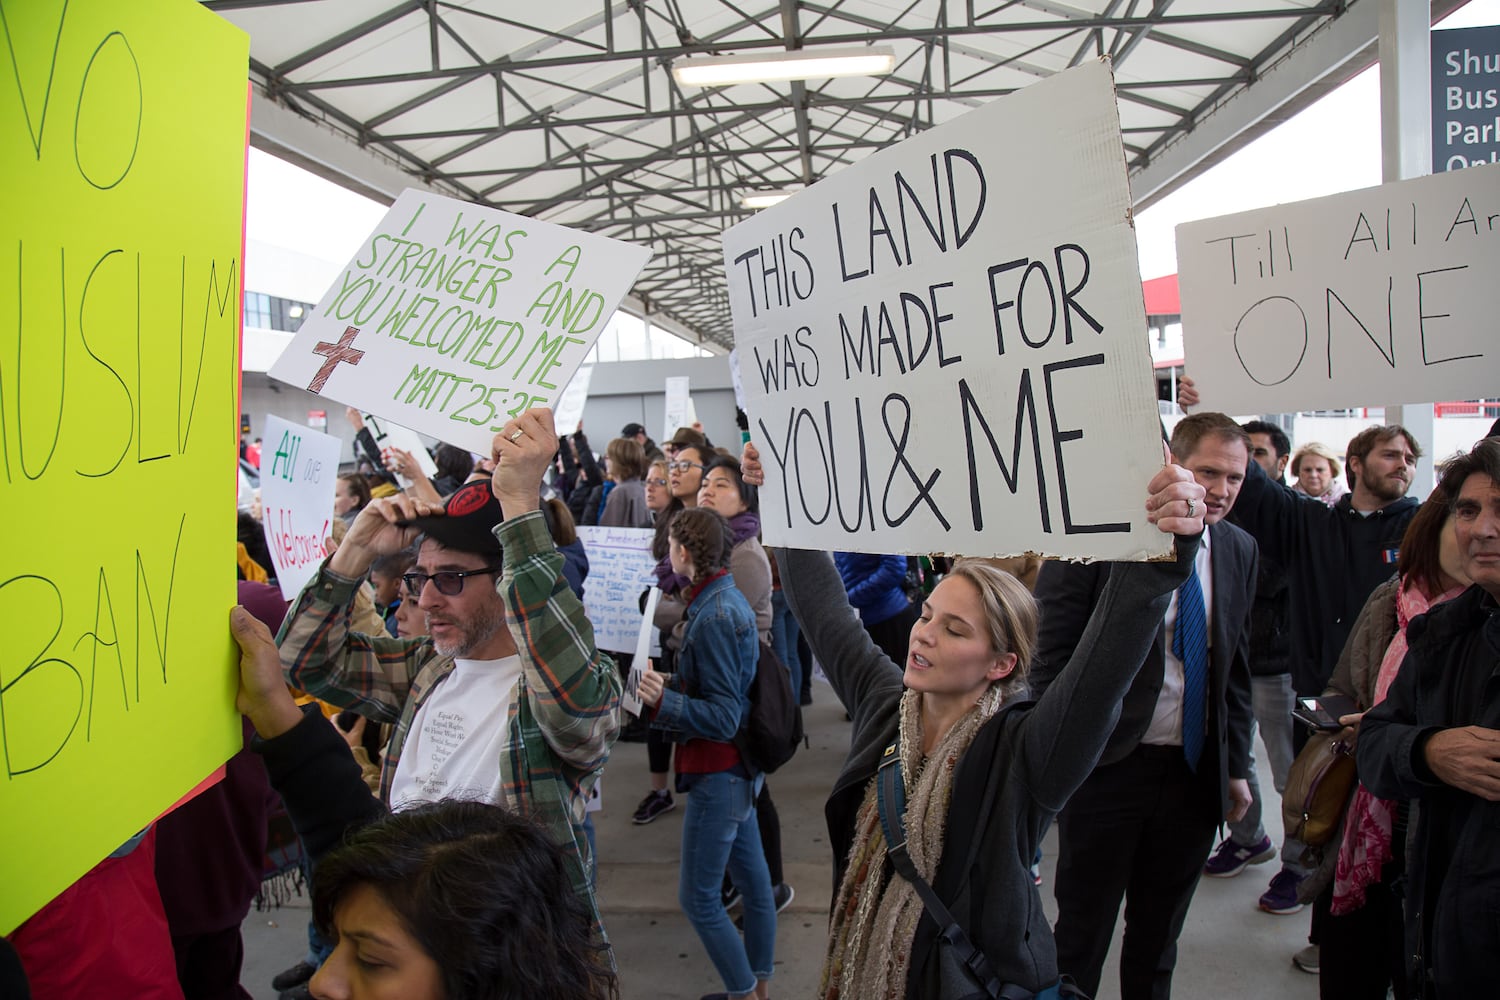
821, 686, 1004, 1000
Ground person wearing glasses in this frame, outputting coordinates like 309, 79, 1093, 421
645, 458, 673, 519
632, 445, 714, 824
277, 407, 622, 948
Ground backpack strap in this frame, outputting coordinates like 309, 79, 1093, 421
877, 741, 1004, 1000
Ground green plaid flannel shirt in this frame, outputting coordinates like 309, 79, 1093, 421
277, 509, 621, 942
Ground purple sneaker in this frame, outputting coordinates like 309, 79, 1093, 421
1259, 867, 1307, 914
1203, 836, 1275, 878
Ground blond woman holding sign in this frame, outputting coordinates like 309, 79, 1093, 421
741, 441, 1205, 1000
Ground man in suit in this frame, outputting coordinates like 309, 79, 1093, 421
1033, 412, 1257, 1000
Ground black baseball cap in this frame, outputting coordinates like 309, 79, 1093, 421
621, 422, 647, 437
402, 480, 504, 558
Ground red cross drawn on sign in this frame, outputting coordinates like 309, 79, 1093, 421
307, 326, 365, 393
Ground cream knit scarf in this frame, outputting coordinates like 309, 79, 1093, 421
821, 686, 1004, 1000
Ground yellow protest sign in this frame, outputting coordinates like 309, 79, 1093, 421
0, 0, 248, 933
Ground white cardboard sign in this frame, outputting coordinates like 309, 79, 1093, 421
552, 364, 594, 435
268, 189, 651, 453
723, 60, 1167, 561
575, 526, 662, 655
728, 349, 748, 411
662, 376, 691, 442
621, 589, 661, 719
1176, 164, 1500, 413
259, 415, 343, 599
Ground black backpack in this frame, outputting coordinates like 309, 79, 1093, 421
734, 642, 804, 774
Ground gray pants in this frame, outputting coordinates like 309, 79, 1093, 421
1228, 673, 1309, 874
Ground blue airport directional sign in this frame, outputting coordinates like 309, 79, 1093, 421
1432, 24, 1500, 172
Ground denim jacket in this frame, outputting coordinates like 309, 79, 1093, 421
653, 573, 758, 743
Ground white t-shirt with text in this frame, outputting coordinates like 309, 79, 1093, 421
388, 655, 522, 811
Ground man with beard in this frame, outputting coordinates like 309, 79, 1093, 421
1216, 422, 1421, 917
278, 408, 621, 940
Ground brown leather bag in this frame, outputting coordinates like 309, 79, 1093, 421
1282, 731, 1358, 846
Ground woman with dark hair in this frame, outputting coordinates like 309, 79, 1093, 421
562, 429, 606, 525
742, 441, 1205, 999
695, 457, 770, 638
695, 456, 793, 911
1299, 486, 1470, 999
637, 507, 775, 1000
311, 802, 605, 1000
431, 444, 475, 497
229, 606, 617, 1000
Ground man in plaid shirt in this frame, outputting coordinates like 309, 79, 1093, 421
278, 408, 621, 940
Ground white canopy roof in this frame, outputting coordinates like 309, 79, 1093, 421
209, 0, 1471, 347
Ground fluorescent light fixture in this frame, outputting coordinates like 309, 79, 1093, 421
674, 45, 896, 87
740, 189, 799, 209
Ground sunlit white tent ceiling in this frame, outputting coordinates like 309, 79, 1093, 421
207, 0, 1469, 348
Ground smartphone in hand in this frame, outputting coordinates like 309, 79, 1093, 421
1292, 694, 1359, 732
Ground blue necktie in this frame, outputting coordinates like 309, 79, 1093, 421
1172, 563, 1208, 771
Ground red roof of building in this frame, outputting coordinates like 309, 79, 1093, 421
1143, 273, 1180, 316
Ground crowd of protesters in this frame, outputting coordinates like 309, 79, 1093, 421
7, 397, 1500, 1000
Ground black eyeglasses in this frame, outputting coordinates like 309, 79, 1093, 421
401, 565, 503, 597
669, 460, 704, 473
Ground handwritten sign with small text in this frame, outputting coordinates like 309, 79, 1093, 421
576, 526, 661, 655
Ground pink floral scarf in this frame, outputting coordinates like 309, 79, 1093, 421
1332, 579, 1466, 914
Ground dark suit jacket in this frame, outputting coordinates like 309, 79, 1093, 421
1031, 521, 1258, 820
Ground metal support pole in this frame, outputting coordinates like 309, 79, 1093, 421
1380, 0, 1436, 493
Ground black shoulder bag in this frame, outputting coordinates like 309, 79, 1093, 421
877, 740, 1078, 1000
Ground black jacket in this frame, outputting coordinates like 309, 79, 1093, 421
776, 536, 1198, 997
1032, 519, 1258, 821
253, 706, 385, 873
1248, 550, 1291, 677
1357, 585, 1500, 999
561, 431, 604, 525
1229, 457, 1419, 696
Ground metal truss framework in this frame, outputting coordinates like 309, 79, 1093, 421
205, 0, 1467, 347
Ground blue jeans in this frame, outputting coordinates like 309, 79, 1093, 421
770, 591, 804, 700
680, 771, 775, 994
